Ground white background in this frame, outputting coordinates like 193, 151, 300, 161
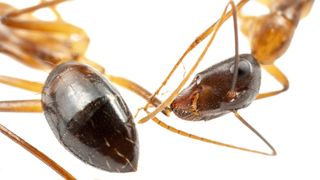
0, 0, 320, 179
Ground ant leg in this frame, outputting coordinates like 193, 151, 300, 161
0, 75, 43, 93
0, 0, 88, 70
0, 75, 44, 111
256, 0, 271, 7
233, 111, 276, 155
2, 16, 86, 37
0, 123, 75, 179
80, 57, 106, 74
0, 100, 42, 112
151, 114, 274, 156
255, 0, 314, 18
141, 0, 249, 117
0, 66, 171, 116
1, 0, 88, 56
0, 73, 72, 178
4, 0, 68, 18
40, 0, 63, 20
82, 57, 171, 116
138, 0, 249, 124
108, 74, 171, 116
256, 64, 289, 100
1, 45, 52, 70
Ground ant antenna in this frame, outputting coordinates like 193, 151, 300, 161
233, 110, 277, 155
228, 1, 240, 98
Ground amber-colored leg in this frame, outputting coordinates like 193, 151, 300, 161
40, 0, 64, 20
5, 0, 68, 18
3, 14, 86, 37
0, 100, 42, 112
151, 111, 275, 156
138, 0, 249, 124
141, 0, 249, 117
82, 58, 171, 116
0, 75, 74, 178
0, 123, 75, 179
256, 64, 289, 100
0, 66, 170, 117
0, 75, 43, 93
0, 0, 88, 70
0, 76, 43, 111
1, 0, 88, 60
256, 0, 271, 7
80, 57, 106, 74
1, 44, 51, 70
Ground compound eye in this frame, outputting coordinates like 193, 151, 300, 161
229, 59, 252, 78
193, 75, 202, 86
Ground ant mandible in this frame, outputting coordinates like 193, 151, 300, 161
138, 0, 313, 157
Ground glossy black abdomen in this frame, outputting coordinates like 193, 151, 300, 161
41, 62, 138, 172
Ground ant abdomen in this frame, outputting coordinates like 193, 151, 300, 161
41, 62, 138, 172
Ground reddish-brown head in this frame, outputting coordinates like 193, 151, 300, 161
171, 54, 261, 121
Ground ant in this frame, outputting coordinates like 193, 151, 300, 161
0, 0, 170, 178
137, 0, 314, 159
0, 0, 314, 179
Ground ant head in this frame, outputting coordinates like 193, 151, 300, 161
171, 54, 261, 121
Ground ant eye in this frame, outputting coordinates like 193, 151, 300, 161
194, 75, 201, 85
229, 60, 252, 77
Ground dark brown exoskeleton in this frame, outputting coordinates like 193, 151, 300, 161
42, 62, 139, 173
171, 54, 260, 121
0, 1, 168, 179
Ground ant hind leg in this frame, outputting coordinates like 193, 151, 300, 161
0, 123, 75, 179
